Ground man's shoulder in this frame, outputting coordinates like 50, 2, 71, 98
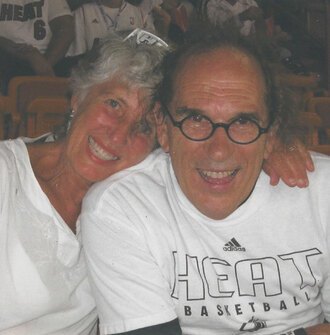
83, 149, 169, 208
310, 151, 330, 178
304, 152, 330, 191
311, 150, 330, 163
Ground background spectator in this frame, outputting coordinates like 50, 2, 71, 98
200, 0, 264, 37
0, 0, 74, 93
66, 0, 170, 58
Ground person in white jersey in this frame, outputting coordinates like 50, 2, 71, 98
0, 0, 74, 92
81, 27, 330, 335
66, 0, 170, 57
200, 0, 263, 37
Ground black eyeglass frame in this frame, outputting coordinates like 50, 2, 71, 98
164, 108, 272, 145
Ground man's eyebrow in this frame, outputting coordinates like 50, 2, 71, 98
175, 109, 263, 120
173, 108, 267, 124
230, 111, 262, 121
175, 107, 204, 116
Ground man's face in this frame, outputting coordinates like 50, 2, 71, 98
158, 47, 274, 220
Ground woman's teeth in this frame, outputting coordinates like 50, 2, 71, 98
88, 136, 119, 161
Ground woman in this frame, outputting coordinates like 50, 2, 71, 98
0, 30, 166, 334
0, 30, 312, 334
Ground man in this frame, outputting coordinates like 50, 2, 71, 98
81, 29, 330, 335
0, 0, 74, 92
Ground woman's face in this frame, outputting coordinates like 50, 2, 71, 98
66, 79, 157, 183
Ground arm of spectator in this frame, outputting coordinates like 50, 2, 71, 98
262, 139, 314, 188
238, 5, 263, 22
152, 5, 172, 39
44, 14, 75, 66
26, 47, 56, 76
0, 36, 29, 56
0, 37, 54, 76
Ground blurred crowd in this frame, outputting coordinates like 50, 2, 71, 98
0, 0, 324, 94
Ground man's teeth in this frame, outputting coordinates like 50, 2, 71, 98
201, 170, 234, 178
88, 137, 119, 161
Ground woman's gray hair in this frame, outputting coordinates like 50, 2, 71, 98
70, 31, 169, 105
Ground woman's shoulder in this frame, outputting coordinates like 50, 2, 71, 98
0, 138, 25, 166
0, 138, 28, 190
310, 151, 330, 172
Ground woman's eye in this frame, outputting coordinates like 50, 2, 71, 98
105, 99, 119, 108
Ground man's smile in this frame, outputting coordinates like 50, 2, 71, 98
198, 168, 239, 184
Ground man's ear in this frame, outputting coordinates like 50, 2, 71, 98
153, 103, 170, 152
264, 123, 279, 160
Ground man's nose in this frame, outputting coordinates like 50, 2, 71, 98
206, 127, 234, 160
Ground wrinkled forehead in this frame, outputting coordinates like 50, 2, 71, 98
168, 47, 269, 118
174, 47, 266, 90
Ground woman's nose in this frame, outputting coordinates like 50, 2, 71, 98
108, 124, 129, 147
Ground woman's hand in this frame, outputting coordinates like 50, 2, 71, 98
263, 140, 314, 187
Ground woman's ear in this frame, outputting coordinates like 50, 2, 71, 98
151, 101, 165, 125
153, 103, 170, 152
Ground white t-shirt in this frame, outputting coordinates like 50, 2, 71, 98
0, 138, 97, 334
81, 149, 330, 335
0, 0, 72, 53
67, 1, 157, 57
205, 0, 258, 36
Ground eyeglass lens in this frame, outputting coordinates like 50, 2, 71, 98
172, 113, 266, 144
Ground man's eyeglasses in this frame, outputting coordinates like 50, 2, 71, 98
124, 28, 169, 48
165, 109, 271, 145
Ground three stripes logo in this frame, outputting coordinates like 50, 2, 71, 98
223, 237, 246, 252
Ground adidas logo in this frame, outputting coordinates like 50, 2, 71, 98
223, 237, 246, 251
